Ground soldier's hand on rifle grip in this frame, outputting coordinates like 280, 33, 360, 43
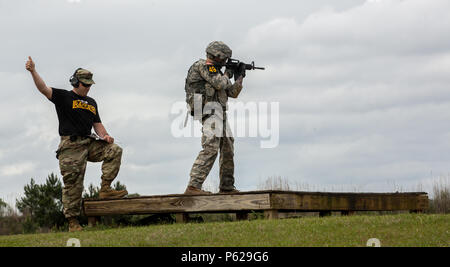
225, 68, 234, 79
238, 62, 247, 78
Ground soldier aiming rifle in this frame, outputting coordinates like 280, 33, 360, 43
184, 41, 264, 195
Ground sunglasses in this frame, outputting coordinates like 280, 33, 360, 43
81, 82, 92, 88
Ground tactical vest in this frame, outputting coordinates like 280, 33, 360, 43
185, 61, 228, 117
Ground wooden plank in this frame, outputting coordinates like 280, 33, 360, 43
175, 213, 189, 223
269, 192, 428, 211
84, 193, 271, 216
264, 210, 279, 220
87, 217, 97, 227
83, 191, 428, 217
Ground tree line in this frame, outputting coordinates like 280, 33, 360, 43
0, 173, 129, 235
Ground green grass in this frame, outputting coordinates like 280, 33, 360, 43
0, 214, 448, 247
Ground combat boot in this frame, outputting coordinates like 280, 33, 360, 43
184, 186, 212, 195
219, 188, 240, 194
68, 217, 82, 232
99, 187, 128, 200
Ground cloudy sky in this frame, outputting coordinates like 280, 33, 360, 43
1, 0, 449, 204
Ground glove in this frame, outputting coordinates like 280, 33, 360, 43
225, 68, 234, 79
235, 62, 246, 79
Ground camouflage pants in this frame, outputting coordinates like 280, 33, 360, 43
56, 136, 123, 218
189, 118, 235, 191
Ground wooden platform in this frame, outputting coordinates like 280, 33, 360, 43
83, 190, 428, 224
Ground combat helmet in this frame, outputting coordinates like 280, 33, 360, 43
205, 41, 232, 60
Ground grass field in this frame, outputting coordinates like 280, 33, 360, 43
0, 214, 448, 247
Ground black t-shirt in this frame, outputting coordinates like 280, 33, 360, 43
50, 88, 101, 136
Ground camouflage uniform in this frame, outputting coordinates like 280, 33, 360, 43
56, 136, 123, 218
187, 41, 243, 191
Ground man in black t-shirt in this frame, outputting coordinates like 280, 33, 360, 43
26, 57, 128, 232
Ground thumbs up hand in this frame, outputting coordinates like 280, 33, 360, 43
25, 56, 35, 72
